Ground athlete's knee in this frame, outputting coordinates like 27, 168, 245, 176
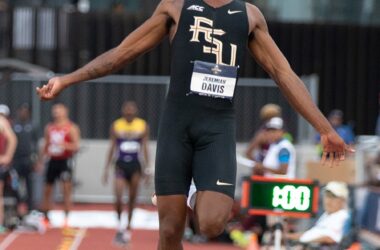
159, 213, 185, 241
160, 221, 184, 241
128, 190, 137, 202
198, 215, 226, 238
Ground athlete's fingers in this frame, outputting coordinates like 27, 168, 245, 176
327, 152, 334, 168
339, 151, 345, 161
334, 152, 342, 167
345, 144, 355, 153
321, 151, 328, 166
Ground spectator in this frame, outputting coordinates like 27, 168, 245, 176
254, 117, 296, 178
317, 109, 355, 145
286, 181, 350, 244
12, 103, 38, 212
233, 117, 296, 245
0, 104, 17, 232
366, 152, 380, 187
245, 104, 282, 163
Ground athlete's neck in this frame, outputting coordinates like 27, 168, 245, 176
54, 118, 69, 126
202, 0, 234, 8
124, 116, 135, 123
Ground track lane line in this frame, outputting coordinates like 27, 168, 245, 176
69, 228, 86, 250
0, 232, 19, 250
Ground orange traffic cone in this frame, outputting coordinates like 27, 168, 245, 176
246, 233, 260, 250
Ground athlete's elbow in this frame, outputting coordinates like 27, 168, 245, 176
115, 46, 140, 66
271, 67, 296, 88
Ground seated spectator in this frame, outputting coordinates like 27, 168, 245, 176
286, 181, 350, 244
366, 151, 380, 187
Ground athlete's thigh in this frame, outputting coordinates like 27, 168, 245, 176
114, 177, 126, 199
195, 190, 234, 225
192, 115, 236, 198
155, 105, 193, 196
126, 166, 141, 197
59, 159, 73, 182
45, 160, 59, 184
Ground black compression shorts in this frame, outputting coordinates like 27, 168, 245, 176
45, 158, 73, 184
115, 160, 141, 182
155, 100, 237, 198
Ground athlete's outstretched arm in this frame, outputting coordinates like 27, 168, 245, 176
246, 5, 354, 165
36, 0, 173, 100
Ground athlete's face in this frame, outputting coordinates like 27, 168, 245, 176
122, 102, 138, 120
52, 104, 68, 121
323, 191, 345, 214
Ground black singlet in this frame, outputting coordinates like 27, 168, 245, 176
168, 0, 249, 109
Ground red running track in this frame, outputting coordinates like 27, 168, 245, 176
0, 228, 241, 250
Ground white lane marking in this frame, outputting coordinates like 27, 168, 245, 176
0, 232, 19, 250
70, 228, 87, 250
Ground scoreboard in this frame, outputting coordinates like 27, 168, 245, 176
241, 176, 319, 218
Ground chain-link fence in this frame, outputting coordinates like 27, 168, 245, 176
0, 73, 318, 142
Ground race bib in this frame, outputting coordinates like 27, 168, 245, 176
48, 144, 64, 156
190, 61, 238, 100
120, 141, 140, 153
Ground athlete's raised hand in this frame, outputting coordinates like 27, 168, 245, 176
36, 77, 66, 100
320, 131, 355, 167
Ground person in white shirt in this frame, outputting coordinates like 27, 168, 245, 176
286, 181, 350, 244
253, 117, 296, 178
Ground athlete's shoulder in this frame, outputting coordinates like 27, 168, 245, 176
113, 118, 125, 127
156, 0, 184, 15
244, 2, 263, 15
69, 121, 80, 132
134, 118, 147, 127
244, 2, 267, 33
46, 122, 54, 129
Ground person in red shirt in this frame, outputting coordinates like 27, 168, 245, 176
37, 103, 80, 226
0, 104, 17, 232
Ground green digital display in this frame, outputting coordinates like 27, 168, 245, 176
249, 181, 316, 214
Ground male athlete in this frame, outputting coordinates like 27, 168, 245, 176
103, 101, 149, 245
0, 104, 17, 232
37, 103, 80, 226
36, 0, 354, 249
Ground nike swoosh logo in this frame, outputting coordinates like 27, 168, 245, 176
216, 180, 234, 186
228, 10, 242, 15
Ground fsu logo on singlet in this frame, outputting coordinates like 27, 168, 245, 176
189, 16, 237, 66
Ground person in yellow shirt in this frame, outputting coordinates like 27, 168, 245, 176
103, 101, 149, 246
